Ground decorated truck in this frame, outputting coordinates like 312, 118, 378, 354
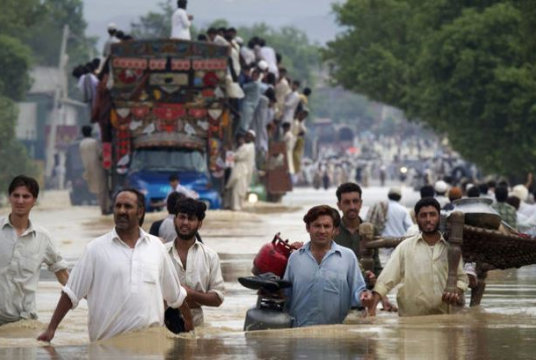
102, 39, 231, 210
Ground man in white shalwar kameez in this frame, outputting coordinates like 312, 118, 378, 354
226, 135, 250, 211
79, 126, 110, 215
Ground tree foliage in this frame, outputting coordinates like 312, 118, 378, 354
325, 0, 536, 177
131, 1, 175, 40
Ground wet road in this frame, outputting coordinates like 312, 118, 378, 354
1, 187, 535, 359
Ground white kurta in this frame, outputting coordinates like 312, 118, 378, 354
170, 8, 191, 40
63, 228, 187, 341
226, 144, 250, 210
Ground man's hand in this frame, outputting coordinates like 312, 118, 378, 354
442, 290, 463, 305
290, 241, 304, 250
37, 328, 55, 343
381, 297, 398, 312
183, 286, 201, 308
364, 271, 376, 286
360, 290, 373, 308
179, 303, 194, 332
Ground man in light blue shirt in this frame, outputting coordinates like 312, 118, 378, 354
283, 205, 372, 327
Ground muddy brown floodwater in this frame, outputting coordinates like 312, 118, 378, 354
1, 188, 536, 359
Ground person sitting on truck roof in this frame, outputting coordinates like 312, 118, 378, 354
171, 0, 193, 41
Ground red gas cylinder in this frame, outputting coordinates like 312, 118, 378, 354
252, 233, 296, 278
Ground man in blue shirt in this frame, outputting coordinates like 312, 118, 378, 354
283, 205, 372, 327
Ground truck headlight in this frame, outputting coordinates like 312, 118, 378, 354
248, 193, 259, 204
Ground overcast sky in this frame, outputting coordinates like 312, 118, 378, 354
84, 0, 344, 47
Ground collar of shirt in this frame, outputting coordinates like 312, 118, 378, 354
1, 215, 36, 237
339, 216, 363, 234
166, 239, 201, 268
298, 240, 343, 257
415, 232, 448, 246
110, 227, 150, 248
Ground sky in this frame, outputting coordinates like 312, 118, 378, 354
83, 0, 345, 48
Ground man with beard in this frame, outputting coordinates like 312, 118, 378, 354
38, 189, 193, 342
166, 198, 224, 326
334, 182, 397, 312
367, 198, 468, 316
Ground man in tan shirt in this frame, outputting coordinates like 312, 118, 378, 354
0, 175, 69, 326
367, 197, 468, 316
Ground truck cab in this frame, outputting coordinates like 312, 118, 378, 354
126, 147, 221, 211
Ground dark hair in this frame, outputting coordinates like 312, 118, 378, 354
279, 67, 287, 75
177, 0, 187, 8
92, 58, 101, 69
478, 183, 489, 195
167, 191, 187, 214
282, 122, 291, 130
495, 186, 508, 203
265, 72, 276, 86
175, 198, 207, 221
487, 180, 496, 189
292, 80, 301, 88
258, 38, 266, 47
414, 197, 440, 217
303, 205, 341, 228
303, 88, 312, 96
507, 196, 520, 210
81, 125, 92, 137
227, 27, 236, 33
207, 28, 217, 35
498, 180, 509, 188
8, 175, 39, 198
265, 87, 276, 102
388, 193, 401, 201
420, 185, 435, 199
169, 174, 180, 182
276, 52, 282, 64
197, 34, 208, 41
467, 186, 480, 198
116, 30, 125, 39
114, 188, 146, 226
336, 182, 362, 202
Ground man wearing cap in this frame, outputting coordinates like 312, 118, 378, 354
244, 130, 256, 189
367, 187, 412, 238
171, 0, 193, 40
226, 134, 249, 211
102, 23, 120, 59
434, 181, 449, 208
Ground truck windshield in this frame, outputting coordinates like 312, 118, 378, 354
130, 149, 207, 173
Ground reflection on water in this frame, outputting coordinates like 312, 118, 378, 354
3, 313, 536, 360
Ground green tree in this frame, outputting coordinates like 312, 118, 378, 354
0, 35, 33, 101
0, 97, 38, 191
131, 1, 175, 39
326, 0, 536, 177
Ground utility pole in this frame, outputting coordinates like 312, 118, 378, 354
45, 25, 70, 179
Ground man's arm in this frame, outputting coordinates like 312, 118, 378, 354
37, 292, 73, 342
369, 243, 404, 316
54, 269, 69, 286
183, 286, 222, 308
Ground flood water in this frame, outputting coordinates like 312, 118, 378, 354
1, 188, 536, 359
